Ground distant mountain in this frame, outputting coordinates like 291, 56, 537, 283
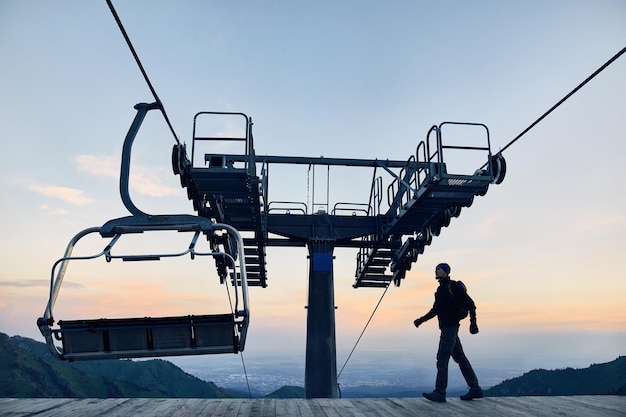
264, 385, 305, 398
485, 356, 626, 396
0, 332, 230, 398
3, 331, 625, 399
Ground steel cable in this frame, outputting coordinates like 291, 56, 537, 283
337, 285, 390, 384
493, 45, 626, 160
106, 0, 180, 144
224, 275, 253, 398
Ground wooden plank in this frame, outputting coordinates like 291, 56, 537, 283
294, 398, 317, 417
1, 396, 625, 417
0, 399, 72, 416
384, 398, 426, 417
478, 397, 549, 417
566, 395, 626, 415
483, 397, 579, 417
246, 398, 261, 417
146, 398, 184, 415
115, 399, 174, 416
167, 399, 213, 417
404, 397, 532, 417
274, 399, 292, 417
233, 399, 253, 417
348, 398, 388, 417
208, 399, 238, 417
57, 399, 132, 417
311, 398, 342, 417
385, 398, 429, 416
522, 397, 590, 417
25, 398, 131, 417
377, 398, 420, 417
221, 399, 245, 417
304, 399, 324, 417
535, 396, 626, 417
248, 398, 275, 417
334, 398, 390, 417
195, 398, 225, 416
329, 398, 364, 417
286, 399, 305, 417
164, 398, 209, 417
450, 398, 522, 417
355, 398, 410, 417
340, 400, 366, 417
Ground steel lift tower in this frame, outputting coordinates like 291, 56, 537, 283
38, 104, 506, 398
173, 109, 506, 398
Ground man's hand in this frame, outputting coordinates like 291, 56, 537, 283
469, 321, 479, 334
413, 318, 424, 328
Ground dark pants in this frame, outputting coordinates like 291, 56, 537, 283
435, 325, 480, 395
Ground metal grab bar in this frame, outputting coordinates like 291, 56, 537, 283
191, 112, 253, 172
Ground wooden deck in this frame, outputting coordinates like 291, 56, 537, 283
0, 396, 624, 417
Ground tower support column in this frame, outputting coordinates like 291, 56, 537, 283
304, 239, 338, 398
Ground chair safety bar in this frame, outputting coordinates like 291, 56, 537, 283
37, 215, 250, 361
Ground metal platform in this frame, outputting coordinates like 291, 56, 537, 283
175, 116, 506, 290
176, 112, 267, 287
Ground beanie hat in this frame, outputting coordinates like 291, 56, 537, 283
436, 263, 451, 274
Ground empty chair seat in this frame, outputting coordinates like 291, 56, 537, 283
193, 314, 237, 353
57, 314, 240, 360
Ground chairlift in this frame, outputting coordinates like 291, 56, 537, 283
37, 215, 250, 361
37, 102, 250, 361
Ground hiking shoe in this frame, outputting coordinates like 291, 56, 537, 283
460, 389, 484, 401
422, 391, 446, 402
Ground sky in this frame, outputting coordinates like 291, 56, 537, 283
1, 0, 625, 389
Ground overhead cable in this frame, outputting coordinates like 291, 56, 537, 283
106, 0, 180, 145
337, 285, 390, 383
496, 45, 626, 157
224, 274, 252, 397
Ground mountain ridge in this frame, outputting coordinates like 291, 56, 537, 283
1, 331, 624, 398
485, 356, 626, 396
1, 332, 229, 398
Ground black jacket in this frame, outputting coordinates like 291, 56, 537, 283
421, 278, 476, 328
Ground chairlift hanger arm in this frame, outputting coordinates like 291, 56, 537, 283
119, 102, 162, 217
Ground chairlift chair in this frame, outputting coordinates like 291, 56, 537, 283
37, 102, 251, 361
37, 215, 250, 361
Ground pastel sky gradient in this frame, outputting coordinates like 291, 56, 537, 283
1, 0, 625, 385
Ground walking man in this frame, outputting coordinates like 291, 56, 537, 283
413, 262, 484, 402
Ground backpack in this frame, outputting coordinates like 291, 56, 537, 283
448, 280, 469, 320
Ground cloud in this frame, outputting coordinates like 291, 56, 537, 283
40, 205, 69, 216
0, 279, 84, 289
29, 184, 93, 205
75, 154, 179, 197
75, 154, 118, 178
130, 165, 180, 197
0, 279, 49, 288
